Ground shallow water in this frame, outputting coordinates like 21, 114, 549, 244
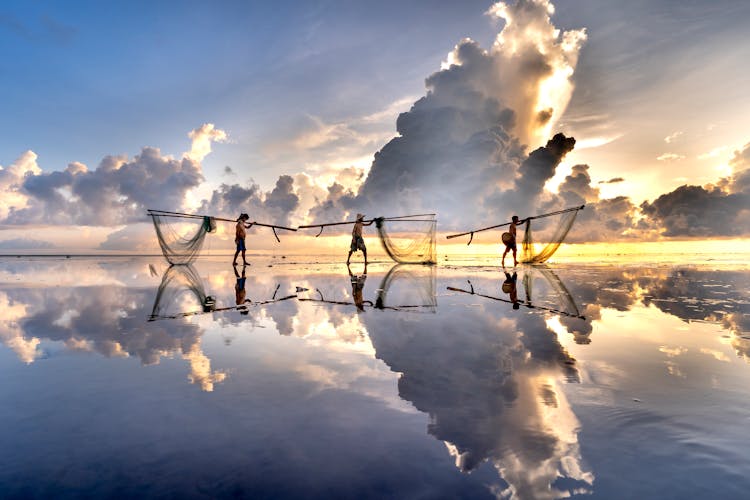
1, 256, 749, 499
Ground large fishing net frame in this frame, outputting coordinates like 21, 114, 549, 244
374, 214, 437, 265
150, 212, 217, 265
520, 208, 581, 264
299, 213, 437, 265
446, 205, 584, 264
148, 209, 297, 265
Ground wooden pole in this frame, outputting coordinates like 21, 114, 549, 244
445, 205, 584, 243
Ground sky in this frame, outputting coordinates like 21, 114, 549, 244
1, 0, 749, 252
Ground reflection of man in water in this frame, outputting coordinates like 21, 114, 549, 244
348, 264, 367, 312
502, 271, 520, 310
234, 264, 250, 315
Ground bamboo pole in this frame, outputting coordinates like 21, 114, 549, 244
147, 209, 297, 243
445, 205, 584, 244
298, 213, 435, 237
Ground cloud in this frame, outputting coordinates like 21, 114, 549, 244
199, 174, 300, 227
186, 123, 228, 162
664, 131, 683, 143
639, 153, 750, 237
0, 125, 227, 227
599, 177, 624, 184
0, 238, 56, 250
697, 146, 728, 160
0, 150, 43, 220
309, 0, 588, 228
656, 153, 685, 162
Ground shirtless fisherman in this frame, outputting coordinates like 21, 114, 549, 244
502, 215, 525, 267
233, 213, 254, 266
347, 213, 374, 267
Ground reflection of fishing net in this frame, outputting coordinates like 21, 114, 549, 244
523, 266, 581, 318
375, 264, 436, 312
375, 215, 436, 264
521, 209, 579, 264
149, 264, 215, 321
150, 213, 217, 265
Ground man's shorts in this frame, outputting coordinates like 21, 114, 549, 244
505, 241, 517, 252
350, 236, 366, 253
236, 239, 246, 252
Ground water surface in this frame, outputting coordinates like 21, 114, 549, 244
1, 256, 749, 499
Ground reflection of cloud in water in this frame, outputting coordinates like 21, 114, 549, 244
363, 280, 592, 498
0, 290, 41, 363
1, 274, 226, 391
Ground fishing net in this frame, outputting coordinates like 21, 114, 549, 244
523, 266, 582, 318
149, 264, 216, 321
375, 215, 436, 265
150, 213, 217, 265
521, 209, 579, 264
375, 264, 437, 312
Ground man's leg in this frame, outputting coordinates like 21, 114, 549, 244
233, 248, 240, 265
363, 248, 368, 266
242, 249, 248, 265
502, 247, 508, 267
512, 247, 518, 266
347, 250, 353, 265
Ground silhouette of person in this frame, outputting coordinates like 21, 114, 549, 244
502, 271, 520, 310
348, 263, 368, 312
347, 213, 374, 266
502, 215, 524, 267
233, 213, 255, 266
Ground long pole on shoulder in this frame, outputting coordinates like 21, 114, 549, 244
298, 213, 435, 237
445, 205, 584, 245
147, 209, 297, 242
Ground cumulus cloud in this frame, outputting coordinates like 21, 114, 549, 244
307, 0, 588, 228
639, 162, 750, 237
0, 150, 43, 220
186, 123, 228, 162
199, 174, 300, 227
0, 124, 227, 227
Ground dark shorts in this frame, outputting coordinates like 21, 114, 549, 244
505, 240, 517, 251
350, 236, 366, 253
236, 239, 246, 251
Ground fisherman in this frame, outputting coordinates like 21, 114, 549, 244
502, 215, 524, 267
347, 213, 374, 266
233, 213, 254, 266
348, 264, 368, 312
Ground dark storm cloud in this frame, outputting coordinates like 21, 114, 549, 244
557, 165, 639, 242
4, 148, 203, 226
639, 167, 750, 237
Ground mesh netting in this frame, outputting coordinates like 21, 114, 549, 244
521, 209, 579, 264
523, 266, 581, 318
150, 213, 217, 265
375, 215, 436, 264
149, 264, 216, 321
375, 264, 437, 312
